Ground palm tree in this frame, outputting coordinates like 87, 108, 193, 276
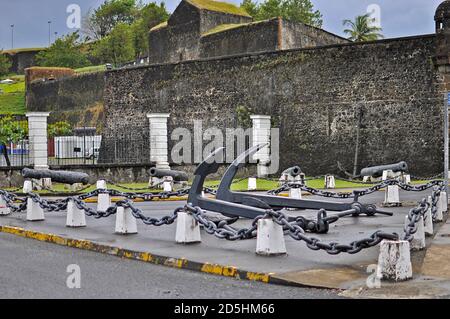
343, 13, 383, 42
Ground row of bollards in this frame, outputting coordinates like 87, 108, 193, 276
5, 177, 448, 283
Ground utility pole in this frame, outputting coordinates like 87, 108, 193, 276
10, 24, 14, 49
445, 92, 449, 202
48, 20, 52, 46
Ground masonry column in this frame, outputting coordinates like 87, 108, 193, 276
26, 112, 50, 170
251, 115, 271, 177
147, 113, 170, 170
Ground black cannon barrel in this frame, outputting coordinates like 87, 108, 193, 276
149, 168, 189, 182
281, 166, 302, 177
360, 161, 408, 178
21, 168, 90, 185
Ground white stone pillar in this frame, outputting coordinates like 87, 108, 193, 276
147, 113, 170, 170
26, 112, 50, 170
250, 115, 271, 177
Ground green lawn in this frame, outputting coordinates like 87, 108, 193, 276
5, 177, 436, 195
0, 75, 26, 115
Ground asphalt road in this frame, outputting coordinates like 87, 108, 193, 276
0, 232, 342, 299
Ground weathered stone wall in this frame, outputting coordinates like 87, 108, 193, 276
103, 34, 445, 176
26, 71, 105, 128
281, 20, 349, 49
200, 20, 279, 58
199, 10, 252, 34
6, 50, 43, 74
200, 19, 349, 59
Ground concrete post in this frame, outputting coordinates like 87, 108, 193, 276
96, 180, 110, 212
376, 240, 412, 281
250, 115, 271, 177
248, 177, 257, 191
0, 195, 10, 215
256, 218, 286, 256
175, 212, 201, 244
26, 112, 50, 170
115, 206, 138, 234
66, 198, 86, 227
405, 215, 426, 250
147, 113, 170, 170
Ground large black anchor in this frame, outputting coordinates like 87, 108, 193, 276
187, 146, 392, 233
216, 144, 391, 214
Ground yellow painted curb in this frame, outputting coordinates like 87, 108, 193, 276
0, 225, 288, 287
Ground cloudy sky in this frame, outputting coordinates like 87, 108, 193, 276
0, 0, 444, 50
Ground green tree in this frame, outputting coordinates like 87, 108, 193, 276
0, 116, 27, 167
240, 0, 323, 28
0, 52, 12, 76
132, 2, 169, 58
240, 0, 259, 17
84, 0, 140, 39
343, 14, 383, 42
35, 32, 91, 68
92, 23, 135, 65
48, 121, 72, 138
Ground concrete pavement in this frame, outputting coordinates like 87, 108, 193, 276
0, 232, 342, 299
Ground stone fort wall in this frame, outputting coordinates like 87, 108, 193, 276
102, 34, 444, 176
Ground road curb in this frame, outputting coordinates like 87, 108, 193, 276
0, 224, 324, 288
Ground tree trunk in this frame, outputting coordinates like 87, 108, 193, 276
1, 143, 11, 167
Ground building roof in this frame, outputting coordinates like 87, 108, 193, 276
185, 0, 251, 17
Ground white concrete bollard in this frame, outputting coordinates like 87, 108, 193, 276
0, 196, 10, 215
115, 206, 138, 234
66, 199, 86, 228
175, 212, 201, 244
384, 185, 400, 206
440, 191, 448, 213
256, 218, 286, 256
26, 197, 45, 221
403, 175, 411, 184
289, 188, 302, 199
423, 203, 434, 236
248, 177, 257, 191
434, 196, 445, 222
405, 215, 426, 250
376, 240, 412, 281
324, 175, 336, 189
23, 180, 45, 221
163, 180, 173, 192
23, 180, 33, 193
96, 180, 110, 212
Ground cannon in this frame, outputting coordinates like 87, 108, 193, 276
21, 168, 90, 185
281, 166, 302, 177
149, 168, 189, 182
360, 161, 408, 178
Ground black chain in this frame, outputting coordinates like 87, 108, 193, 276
268, 179, 444, 199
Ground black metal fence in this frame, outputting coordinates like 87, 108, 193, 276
0, 115, 30, 167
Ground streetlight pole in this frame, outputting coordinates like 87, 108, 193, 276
48, 20, 51, 46
10, 24, 14, 49
445, 92, 449, 203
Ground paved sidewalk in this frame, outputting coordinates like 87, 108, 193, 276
0, 189, 445, 291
